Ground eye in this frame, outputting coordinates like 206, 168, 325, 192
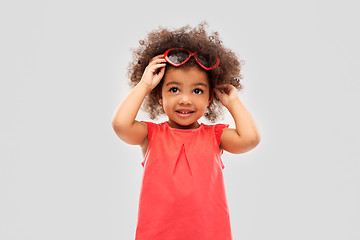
193, 88, 203, 94
169, 87, 179, 93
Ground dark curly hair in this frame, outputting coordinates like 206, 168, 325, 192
127, 22, 244, 122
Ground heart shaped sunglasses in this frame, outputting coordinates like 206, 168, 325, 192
164, 48, 220, 70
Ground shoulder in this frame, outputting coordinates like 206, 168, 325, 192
140, 121, 166, 129
140, 121, 167, 139
200, 123, 229, 145
201, 123, 229, 132
139, 121, 165, 156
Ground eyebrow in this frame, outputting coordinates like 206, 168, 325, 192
165, 81, 208, 87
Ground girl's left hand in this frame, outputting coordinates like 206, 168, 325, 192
214, 84, 239, 108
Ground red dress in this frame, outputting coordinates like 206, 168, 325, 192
135, 121, 232, 240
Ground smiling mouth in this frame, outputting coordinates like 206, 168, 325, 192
176, 110, 195, 114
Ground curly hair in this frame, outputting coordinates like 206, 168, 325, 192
127, 22, 244, 122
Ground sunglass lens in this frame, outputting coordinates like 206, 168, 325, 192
197, 53, 218, 68
167, 49, 189, 65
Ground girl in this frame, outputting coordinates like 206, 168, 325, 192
112, 23, 260, 240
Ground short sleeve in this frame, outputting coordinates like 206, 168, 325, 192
139, 121, 158, 168
214, 123, 230, 146
140, 121, 156, 142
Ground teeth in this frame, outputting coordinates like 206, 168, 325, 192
178, 111, 192, 114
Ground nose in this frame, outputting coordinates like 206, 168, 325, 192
178, 93, 192, 105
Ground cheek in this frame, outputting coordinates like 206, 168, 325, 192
197, 96, 210, 110
161, 95, 174, 107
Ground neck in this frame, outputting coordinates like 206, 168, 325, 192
167, 120, 200, 129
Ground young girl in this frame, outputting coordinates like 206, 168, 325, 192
112, 23, 260, 240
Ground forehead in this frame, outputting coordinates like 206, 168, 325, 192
163, 67, 209, 86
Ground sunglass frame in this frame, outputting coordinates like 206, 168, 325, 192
164, 48, 220, 70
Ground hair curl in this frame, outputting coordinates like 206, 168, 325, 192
127, 22, 244, 122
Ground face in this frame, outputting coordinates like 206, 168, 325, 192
159, 66, 211, 129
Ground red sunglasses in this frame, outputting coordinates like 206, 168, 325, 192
164, 48, 220, 70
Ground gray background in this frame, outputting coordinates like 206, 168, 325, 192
1, 0, 359, 239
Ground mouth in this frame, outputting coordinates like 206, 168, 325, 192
175, 110, 195, 117
176, 110, 195, 114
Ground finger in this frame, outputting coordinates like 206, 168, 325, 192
215, 83, 235, 90
152, 58, 167, 64
214, 83, 230, 87
214, 86, 227, 92
157, 65, 166, 77
149, 54, 165, 63
214, 87, 226, 92
148, 58, 167, 66
213, 90, 225, 102
214, 87, 230, 95
213, 88, 224, 95
215, 85, 235, 93
214, 84, 232, 90
148, 63, 166, 74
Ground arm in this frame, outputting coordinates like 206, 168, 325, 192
111, 55, 166, 145
214, 84, 261, 154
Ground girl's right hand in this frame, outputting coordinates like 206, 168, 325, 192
140, 54, 167, 90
